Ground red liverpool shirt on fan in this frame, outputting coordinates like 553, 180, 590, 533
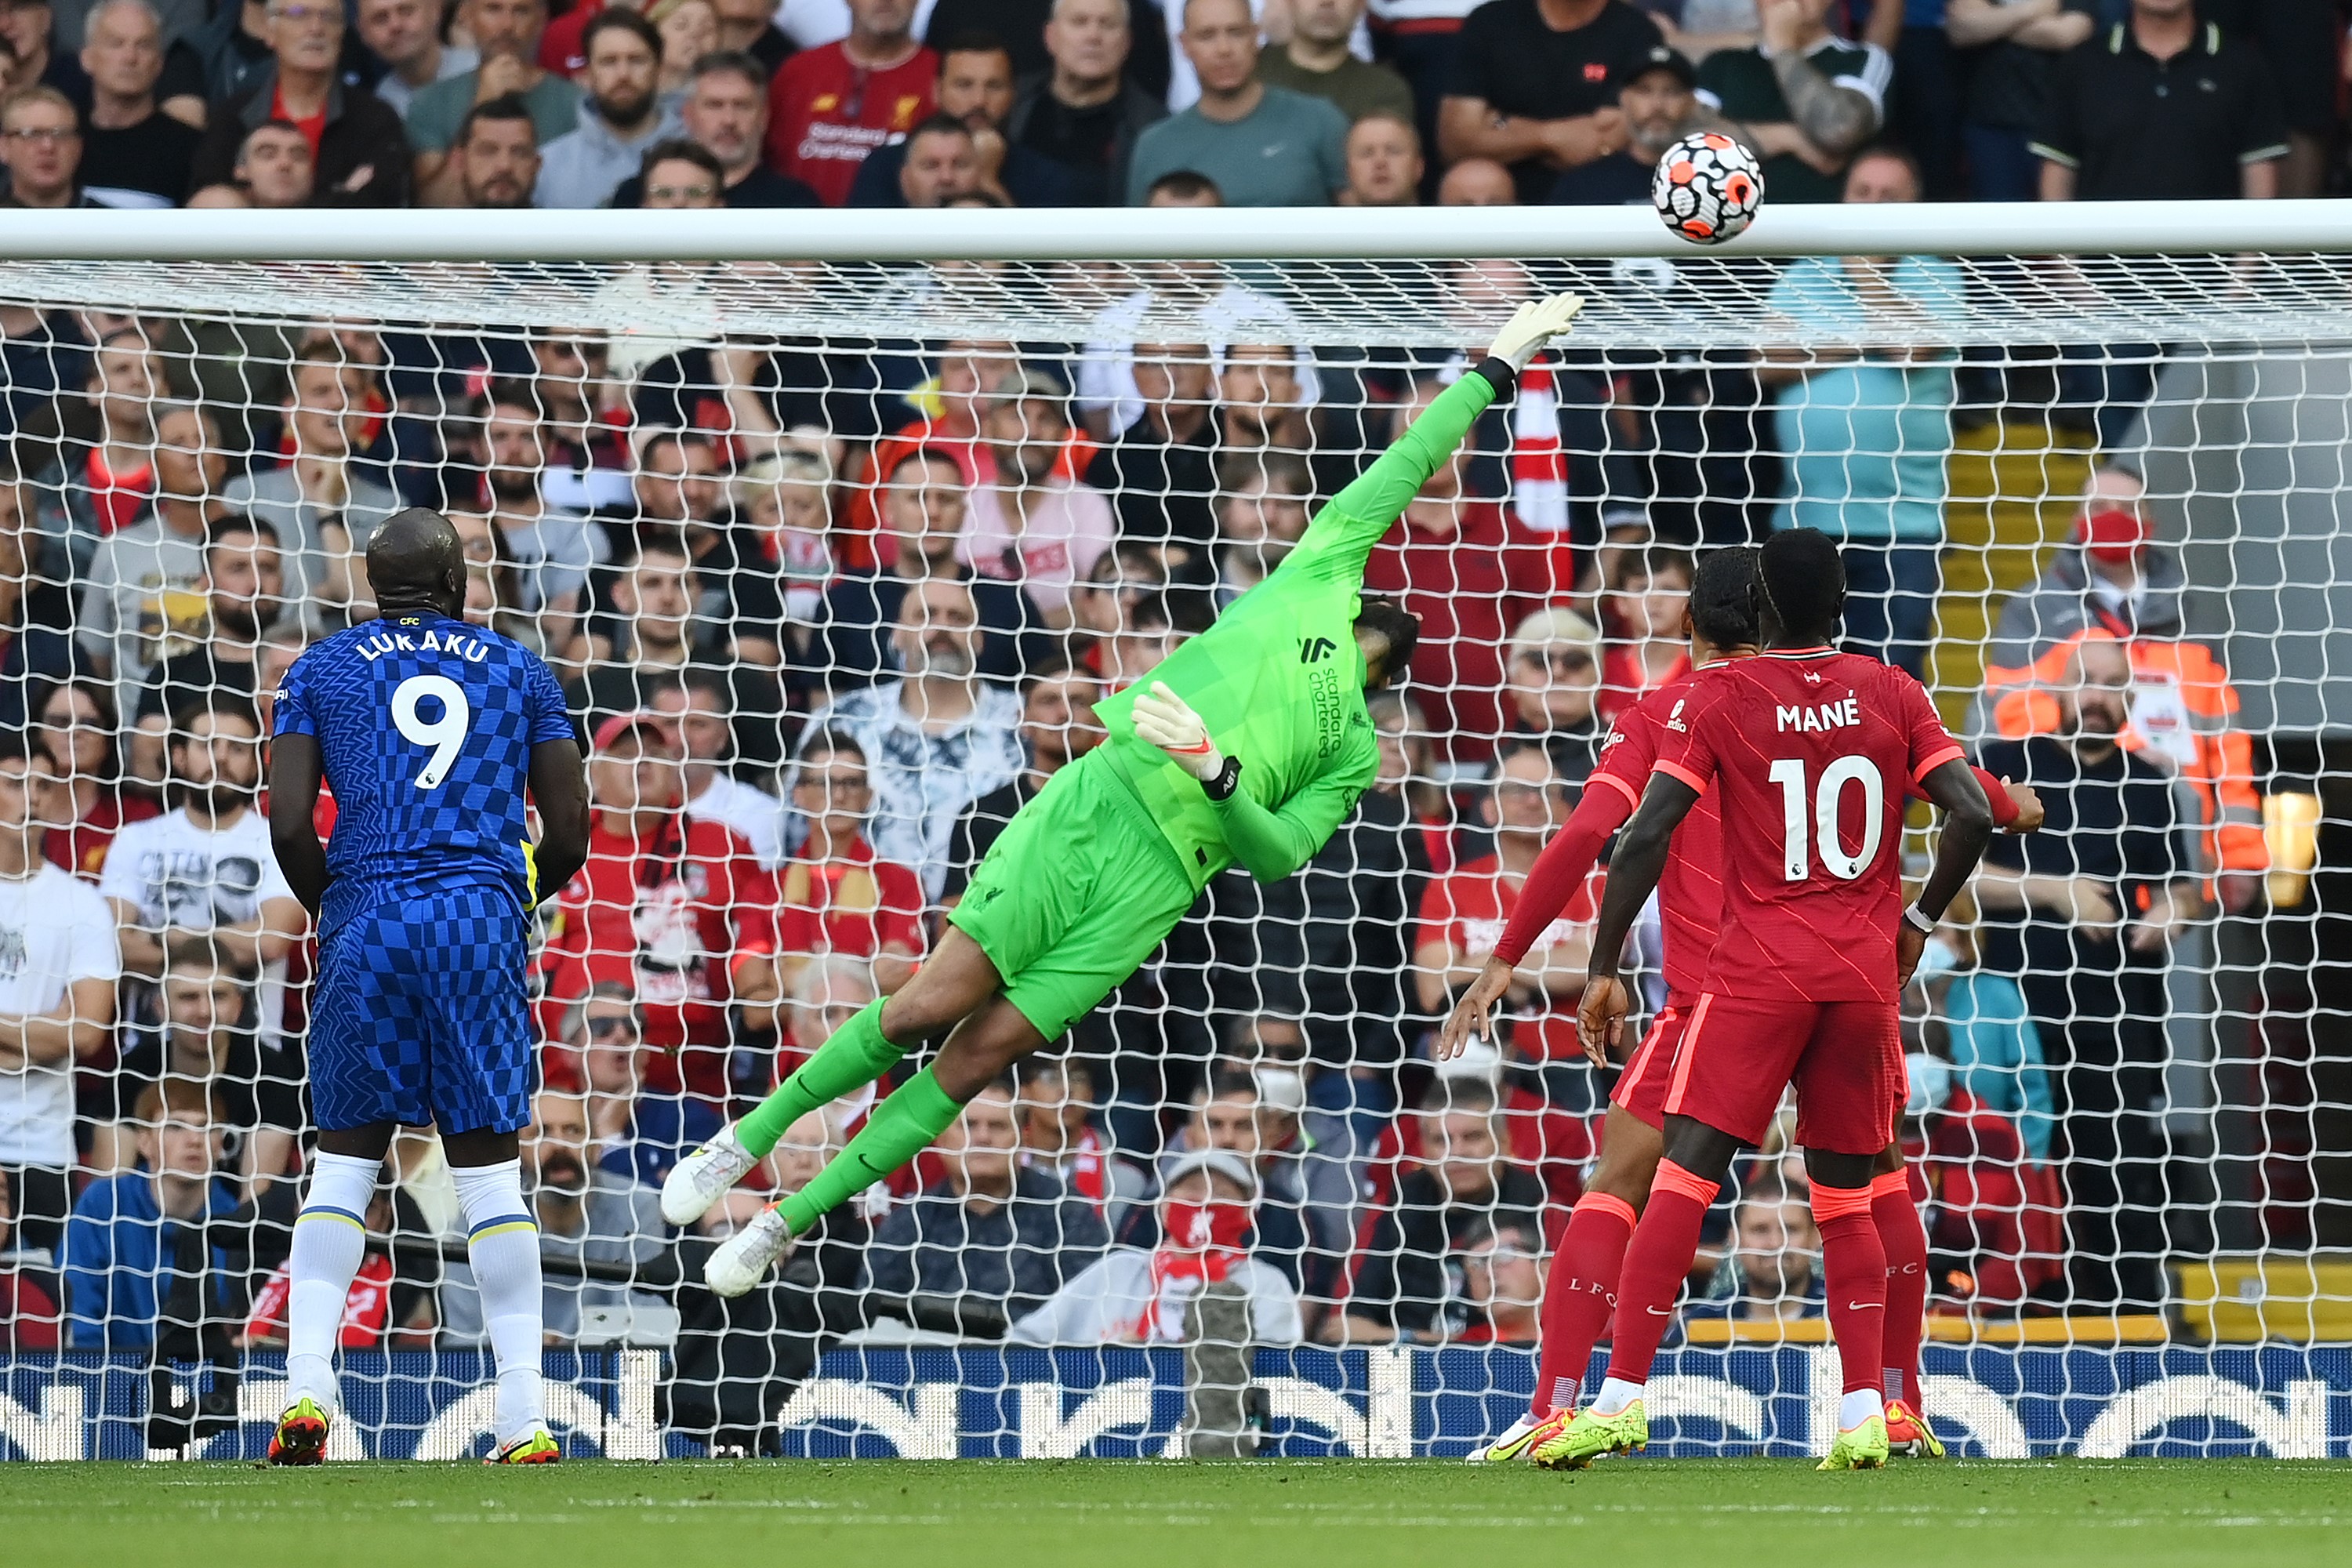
765, 42, 939, 208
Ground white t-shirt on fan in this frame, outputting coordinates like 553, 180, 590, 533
0, 864, 123, 1166
100, 806, 297, 1049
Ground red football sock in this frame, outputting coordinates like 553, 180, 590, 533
1600, 1160, 1718, 1388
1813, 1182, 1888, 1403
1871, 1167, 1928, 1412
1530, 1190, 1636, 1417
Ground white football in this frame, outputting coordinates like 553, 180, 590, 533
1651, 131, 1765, 246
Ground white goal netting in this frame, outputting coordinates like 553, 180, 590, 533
2, 216, 2348, 1461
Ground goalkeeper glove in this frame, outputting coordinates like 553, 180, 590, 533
1131, 681, 1225, 782
1486, 292, 1586, 373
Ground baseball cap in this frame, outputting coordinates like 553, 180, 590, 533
590, 711, 676, 753
1628, 45, 1697, 90
2077, 506, 2151, 564
1163, 1147, 1260, 1200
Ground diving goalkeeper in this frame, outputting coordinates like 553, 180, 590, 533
666, 293, 1588, 1294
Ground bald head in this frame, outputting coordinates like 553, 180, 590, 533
366, 506, 466, 617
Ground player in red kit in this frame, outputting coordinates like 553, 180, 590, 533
1446, 546, 1759, 1462
1546, 528, 1998, 1472
1446, 546, 2038, 1465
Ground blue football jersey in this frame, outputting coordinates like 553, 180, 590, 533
274, 611, 575, 914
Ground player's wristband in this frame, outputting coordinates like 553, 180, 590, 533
1902, 903, 1938, 936
1203, 755, 1243, 803
1472, 355, 1517, 400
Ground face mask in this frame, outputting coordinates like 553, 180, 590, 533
1905, 1054, 1951, 1120
2078, 507, 2147, 565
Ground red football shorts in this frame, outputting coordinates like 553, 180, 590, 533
1610, 989, 1701, 1130
1660, 991, 1904, 1155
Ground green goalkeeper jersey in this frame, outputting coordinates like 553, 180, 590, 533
1094, 365, 1503, 894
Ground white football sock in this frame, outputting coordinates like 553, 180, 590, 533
285, 1152, 383, 1412
452, 1159, 546, 1444
1593, 1376, 1645, 1417
1840, 1388, 1886, 1431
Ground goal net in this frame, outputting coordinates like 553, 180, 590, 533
1, 205, 2347, 1461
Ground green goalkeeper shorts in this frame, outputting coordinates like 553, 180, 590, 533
947, 750, 1201, 1043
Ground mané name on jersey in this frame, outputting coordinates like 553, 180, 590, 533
1653, 647, 1963, 1003
273, 612, 575, 914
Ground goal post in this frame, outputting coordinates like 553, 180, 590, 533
0, 205, 2348, 1461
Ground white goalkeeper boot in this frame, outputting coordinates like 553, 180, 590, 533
661, 1123, 758, 1226
703, 1203, 795, 1298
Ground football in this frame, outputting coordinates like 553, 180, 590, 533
1652, 131, 1765, 245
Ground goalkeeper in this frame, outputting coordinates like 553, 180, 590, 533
669, 293, 1588, 1294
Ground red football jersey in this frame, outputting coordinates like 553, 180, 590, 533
1653, 646, 1963, 1002
764, 44, 938, 207
1363, 499, 1555, 761
1417, 852, 1602, 1062
1585, 668, 1724, 998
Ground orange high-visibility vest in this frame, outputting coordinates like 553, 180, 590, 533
1983, 633, 2266, 877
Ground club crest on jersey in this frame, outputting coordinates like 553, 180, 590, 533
1777, 696, 1861, 733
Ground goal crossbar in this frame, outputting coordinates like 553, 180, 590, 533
8, 199, 2352, 263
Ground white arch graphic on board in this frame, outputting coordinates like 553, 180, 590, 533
1917, 1374, 2031, 1458
775, 1379, 960, 1458
1646, 1375, 1770, 1446
1018, 1380, 1156, 1458
1258, 1377, 1368, 1455
2075, 1376, 2328, 1459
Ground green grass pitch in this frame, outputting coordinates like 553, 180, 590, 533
5, 1458, 2347, 1568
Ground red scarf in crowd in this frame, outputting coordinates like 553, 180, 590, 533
1141, 1202, 1253, 1341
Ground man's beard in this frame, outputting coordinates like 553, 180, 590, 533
1000, 448, 1053, 490
595, 86, 655, 130
1629, 118, 1680, 162
535, 1150, 590, 1198
906, 638, 975, 679
213, 602, 263, 643
191, 775, 257, 815
488, 466, 540, 503
470, 176, 532, 209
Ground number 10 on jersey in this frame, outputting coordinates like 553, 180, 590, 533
1768, 757, 1886, 882
393, 674, 472, 789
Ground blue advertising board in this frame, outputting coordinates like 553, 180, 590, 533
5, 1345, 2348, 1460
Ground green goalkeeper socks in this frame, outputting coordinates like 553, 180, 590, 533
778, 1067, 962, 1235
734, 998, 906, 1157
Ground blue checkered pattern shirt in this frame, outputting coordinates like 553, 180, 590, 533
274, 611, 576, 916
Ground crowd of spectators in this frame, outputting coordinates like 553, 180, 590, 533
0, 0, 2329, 218
0, 0, 2303, 1428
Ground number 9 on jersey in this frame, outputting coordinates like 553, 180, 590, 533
392, 673, 472, 790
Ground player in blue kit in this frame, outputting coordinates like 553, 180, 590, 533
263, 509, 590, 1467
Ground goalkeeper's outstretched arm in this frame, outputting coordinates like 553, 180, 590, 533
1298, 294, 1584, 580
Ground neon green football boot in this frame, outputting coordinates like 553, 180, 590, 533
267, 1396, 330, 1466
1532, 1401, 1647, 1470
1817, 1414, 1892, 1471
1468, 1410, 1566, 1464
486, 1428, 563, 1465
